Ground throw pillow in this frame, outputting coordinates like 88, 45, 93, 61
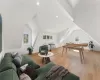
20, 73, 31, 80
11, 52, 18, 58
20, 64, 28, 72
13, 53, 22, 68
23, 65, 37, 80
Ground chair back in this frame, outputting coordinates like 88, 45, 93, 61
39, 45, 48, 55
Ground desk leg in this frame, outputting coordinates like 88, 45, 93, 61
66, 48, 67, 54
81, 48, 84, 60
62, 47, 64, 56
80, 50, 85, 64
81, 50, 84, 61
62, 47, 68, 56
79, 50, 83, 63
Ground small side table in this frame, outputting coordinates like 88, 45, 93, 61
48, 44, 55, 51
38, 52, 54, 64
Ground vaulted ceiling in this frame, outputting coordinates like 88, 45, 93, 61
1, 0, 100, 51
0, 0, 81, 33
67, 0, 80, 8
0, 0, 81, 49
34, 0, 81, 33
36, 0, 74, 33
73, 0, 100, 50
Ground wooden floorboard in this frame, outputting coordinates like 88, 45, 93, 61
30, 47, 100, 80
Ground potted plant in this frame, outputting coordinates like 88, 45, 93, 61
27, 46, 34, 55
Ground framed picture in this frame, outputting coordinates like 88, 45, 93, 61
43, 35, 46, 39
50, 36, 52, 39
23, 34, 29, 44
47, 35, 49, 39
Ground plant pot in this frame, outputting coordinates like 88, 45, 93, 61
28, 50, 32, 55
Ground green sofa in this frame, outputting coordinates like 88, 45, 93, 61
0, 53, 40, 80
0, 53, 79, 80
36, 62, 79, 80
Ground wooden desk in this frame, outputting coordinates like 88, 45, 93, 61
62, 43, 88, 63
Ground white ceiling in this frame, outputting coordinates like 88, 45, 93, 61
0, 0, 38, 25
35, 0, 74, 33
0, 0, 80, 33
67, 0, 80, 8
73, 0, 100, 48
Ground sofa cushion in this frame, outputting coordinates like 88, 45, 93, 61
13, 54, 22, 68
35, 62, 79, 80
11, 52, 18, 58
21, 55, 40, 69
0, 69, 19, 80
0, 53, 17, 72
35, 72, 79, 80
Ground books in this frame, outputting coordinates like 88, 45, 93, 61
20, 64, 28, 72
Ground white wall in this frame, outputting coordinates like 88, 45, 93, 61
0, 0, 37, 52
2, 25, 33, 54
0, 34, 4, 63
66, 30, 91, 43
57, 29, 67, 43
73, 0, 100, 51
17, 17, 40, 54
22, 26, 32, 48
28, 17, 40, 47
3, 18, 40, 54
34, 31, 57, 52
19, 25, 32, 54
57, 23, 80, 46
66, 29, 100, 50
0, 51, 5, 63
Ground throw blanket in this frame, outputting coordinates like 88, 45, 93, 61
45, 65, 69, 80
20, 73, 31, 80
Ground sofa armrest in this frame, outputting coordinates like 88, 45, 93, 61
63, 73, 80, 80
0, 53, 17, 72
36, 62, 80, 80
0, 69, 19, 80
36, 62, 55, 75
21, 55, 40, 69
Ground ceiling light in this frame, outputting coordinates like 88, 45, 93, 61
37, 2, 40, 6
56, 16, 58, 18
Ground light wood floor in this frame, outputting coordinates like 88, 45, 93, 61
30, 47, 100, 80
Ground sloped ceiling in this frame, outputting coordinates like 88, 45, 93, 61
0, 0, 37, 24
73, 0, 100, 50
67, 0, 80, 8
0, 0, 76, 34
36, 0, 74, 33
0, 0, 82, 49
